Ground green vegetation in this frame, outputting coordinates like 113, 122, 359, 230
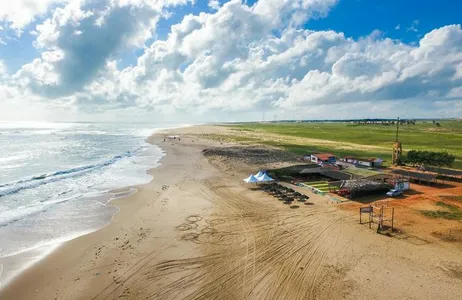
435, 201, 457, 210
421, 201, 462, 221
226, 120, 462, 169
405, 150, 455, 167
344, 168, 381, 178
440, 196, 462, 202
304, 181, 330, 192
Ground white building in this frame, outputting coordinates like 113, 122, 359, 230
342, 156, 383, 168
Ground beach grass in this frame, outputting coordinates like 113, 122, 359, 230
223, 120, 462, 169
420, 201, 462, 220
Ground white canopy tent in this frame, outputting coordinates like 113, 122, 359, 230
255, 171, 265, 178
243, 175, 259, 183
257, 173, 274, 182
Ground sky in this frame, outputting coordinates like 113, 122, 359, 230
0, 0, 461, 123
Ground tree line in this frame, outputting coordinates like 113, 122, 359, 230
405, 150, 455, 167
350, 119, 417, 126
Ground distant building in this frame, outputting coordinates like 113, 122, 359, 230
342, 156, 383, 168
311, 153, 336, 164
302, 153, 313, 161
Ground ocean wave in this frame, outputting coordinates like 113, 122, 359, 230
0, 163, 27, 170
0, 148, 141, 198
0, 194, 80, 227
0, 155, 28, 164
58, 130, 110, 135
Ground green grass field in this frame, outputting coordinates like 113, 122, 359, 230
305, 181, 330, 192
226, 120, 462, 169
344, 168, 381, 177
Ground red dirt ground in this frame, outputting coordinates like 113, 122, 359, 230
339, 180, 462, 245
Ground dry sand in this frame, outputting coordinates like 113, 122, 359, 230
1, 125, 461, 300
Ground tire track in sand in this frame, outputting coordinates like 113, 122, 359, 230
92, 177, 354, 300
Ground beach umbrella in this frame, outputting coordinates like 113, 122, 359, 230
257, 173, 274, 182
243, 175, 259, 183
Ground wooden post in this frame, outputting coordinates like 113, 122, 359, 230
377, 205, 383, 231
381, 205, 384, 230
369, 210, 372, 229
359, 208, 362, 224
391, 207, 395, 231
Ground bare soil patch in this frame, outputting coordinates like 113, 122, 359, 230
432, 228, 462, 243
202, 146, 297, 165
340, 180, 462, 245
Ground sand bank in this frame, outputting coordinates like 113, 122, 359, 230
1, 126, 461, 300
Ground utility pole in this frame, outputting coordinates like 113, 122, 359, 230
395, 117, 400, 142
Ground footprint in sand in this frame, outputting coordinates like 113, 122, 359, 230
160, 198, 169, 211
137, 228, 151, 242
177, 215, 242, 246
176, 215, 203, 231
186, 215, 203, 222
181, 232, 200, 243
206, 218, 226, 226
176, 223, 199, 231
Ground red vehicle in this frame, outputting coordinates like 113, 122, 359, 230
336, 189, 350, 197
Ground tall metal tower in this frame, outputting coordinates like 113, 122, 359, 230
392, 117, 403, 165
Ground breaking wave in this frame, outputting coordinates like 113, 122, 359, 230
0, 148, 141, 198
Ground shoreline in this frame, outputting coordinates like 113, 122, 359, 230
0, 129, 215, 299
0, 128, 171, 292
1, 125, 461, 300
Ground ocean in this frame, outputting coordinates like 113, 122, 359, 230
0, 122, 179, 286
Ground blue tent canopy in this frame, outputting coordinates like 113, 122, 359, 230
257, 173, 274, 182
244, 175, 259, 183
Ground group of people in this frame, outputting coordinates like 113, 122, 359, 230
163, 136, 181, 142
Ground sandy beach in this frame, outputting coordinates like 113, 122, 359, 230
1, 125, 461, 300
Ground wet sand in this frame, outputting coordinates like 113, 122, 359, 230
1, 126, 461, 300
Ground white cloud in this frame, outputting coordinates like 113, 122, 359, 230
0, 0, 193, 33
18, 0, 193, 97
208, 0, 220, 10
253, 0, 338, 27
0, 0, 69, 33
406, 19, 419, 32
279, 25, 462, 108
0, 60, 7, 77
433, 100, 462, 116
108, 0, 342, 113
1, 1, 462, 121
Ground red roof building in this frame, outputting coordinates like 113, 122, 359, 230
310, 153, 336, 164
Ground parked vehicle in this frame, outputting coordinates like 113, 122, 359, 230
336, 189, 350, 197
386, 189, 403, 197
